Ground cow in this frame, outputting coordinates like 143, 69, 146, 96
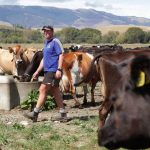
75, 49, 150, 127
0, 45, 29, 78
24, 47, 38, 62
69, 45, 83, 52
8, 45, 40, 63
60, 52, 100, 107
20, 51, 100, 107
79, 44, 123, 56
98, 54, 150, 149
20, 51, 43, 82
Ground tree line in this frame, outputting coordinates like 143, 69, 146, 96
0, 26, 150, 44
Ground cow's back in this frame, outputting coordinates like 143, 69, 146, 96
0, 49, 14, 74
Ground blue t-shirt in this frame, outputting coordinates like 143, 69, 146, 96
43, 37, 64, 72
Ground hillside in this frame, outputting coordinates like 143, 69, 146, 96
96, 25, 150, 35
0, 5, 150, 28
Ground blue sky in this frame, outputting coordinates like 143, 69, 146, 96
0, 0, 150, 19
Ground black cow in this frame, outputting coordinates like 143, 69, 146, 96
98, 55, 150, 149
20, 51, 43, 82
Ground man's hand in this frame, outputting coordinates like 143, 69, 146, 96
32, 71, 39, 80
55, 70, 62, 79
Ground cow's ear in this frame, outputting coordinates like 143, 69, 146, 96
23, 48, 27, 52
78, 54, 83, 62
8, 47, 14, 53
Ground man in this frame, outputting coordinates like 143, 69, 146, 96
24, 25, 69, 122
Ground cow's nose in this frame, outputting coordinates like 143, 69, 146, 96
16, 59, 23, 64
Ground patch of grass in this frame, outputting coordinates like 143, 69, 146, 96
0, 116, 137, 150
0, 118, 101, 150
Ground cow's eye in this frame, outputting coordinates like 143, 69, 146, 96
111, 95, 118, 102
121, 62, 127, 67
125, 85, 130, 91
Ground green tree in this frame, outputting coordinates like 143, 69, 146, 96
115, 33, 127, 44
102, 31, 119, 43
123, 27, 145, 43
28, 30, 43, 43
56, 27, 80, 43
77, 28, 101, 44
144, 31, 150, 43
0, 28, 43, 43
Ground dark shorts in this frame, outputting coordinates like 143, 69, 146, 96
42, 72, 60, 87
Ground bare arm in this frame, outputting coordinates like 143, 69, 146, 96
36, 59, 44, 73
56, 53, 64, 79
58, 53, 64, 70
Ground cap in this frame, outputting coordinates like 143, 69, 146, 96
42, 25, 54, 31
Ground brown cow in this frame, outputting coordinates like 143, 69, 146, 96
23, 47, 42, 62
0, 45, 29, 78
97, 50, 150, 127
98, 54, 150, 149
75, 49, 150, 127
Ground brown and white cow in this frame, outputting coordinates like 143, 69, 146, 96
0, 45, 29, 78
60, 52, 100, 107
98, 54, 150, 149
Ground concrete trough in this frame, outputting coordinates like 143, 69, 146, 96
0, 75, 41, 110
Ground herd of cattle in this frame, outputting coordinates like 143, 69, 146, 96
0, 44, 150, 149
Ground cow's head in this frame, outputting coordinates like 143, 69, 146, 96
98, 55, 150, 149
20, 51, 43, 82
8, 45, 29, 78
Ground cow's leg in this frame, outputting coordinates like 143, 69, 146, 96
90, 82, 97, 106
83, 85, 88, 105
99, 99, 112, 128
64, 70, 82, 108
71, 92, 83, 109
0, 68, 5, 75
70, 86, 81, 107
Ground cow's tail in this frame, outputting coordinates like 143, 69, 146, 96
74, 53, 103, 86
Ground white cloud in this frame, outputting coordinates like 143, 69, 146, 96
42, 0, 70, 2
0, 0, 19, 5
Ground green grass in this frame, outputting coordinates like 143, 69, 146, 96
0, 117, 106, 150
1, 116, 149, 150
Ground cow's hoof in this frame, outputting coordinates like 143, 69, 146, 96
82, 102, 88, 106
91, 102, 96, 106
78, 105, 83, 109
73, 104, 83, 109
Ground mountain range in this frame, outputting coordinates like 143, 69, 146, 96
0, 5, 150, 28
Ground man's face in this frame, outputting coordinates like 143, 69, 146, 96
43, 30, 53, 40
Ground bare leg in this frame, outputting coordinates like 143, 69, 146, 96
51, 86, 64, 109
36, 84, 49, 108
24, 84, 70, 122
23, 84, 49, 122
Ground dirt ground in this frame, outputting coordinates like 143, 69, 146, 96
0, 82, 103, 125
